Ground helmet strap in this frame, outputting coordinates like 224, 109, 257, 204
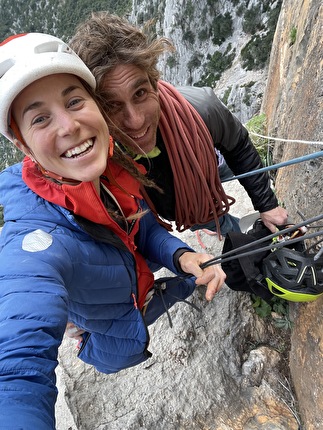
9, 117, 27, 148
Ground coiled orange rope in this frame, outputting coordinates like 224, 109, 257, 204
157, 81, 235, 233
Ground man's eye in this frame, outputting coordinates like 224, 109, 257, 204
135, 89, 146, 98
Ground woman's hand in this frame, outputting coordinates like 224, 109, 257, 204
65, 322, 85, 342
178, 252, 226, 301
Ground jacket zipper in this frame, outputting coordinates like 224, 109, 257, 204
100, 182, 130, 234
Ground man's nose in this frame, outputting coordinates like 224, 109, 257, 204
122, 104, 145, 130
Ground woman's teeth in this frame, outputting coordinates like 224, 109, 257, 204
63, 139, 93, 158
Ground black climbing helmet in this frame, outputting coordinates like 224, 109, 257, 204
262, 247, 323, 302
222, 217, 323, 302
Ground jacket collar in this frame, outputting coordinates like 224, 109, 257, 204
21, 156, 143, 246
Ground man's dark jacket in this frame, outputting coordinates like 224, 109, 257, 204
136, 85, 278, 222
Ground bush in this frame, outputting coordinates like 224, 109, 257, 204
166, 55, 178, 69
211, 12, 233, 45
182, 30, 195, 45
245, 113, 271, 166
221, 86, 232, 106
241, 0, 282, 71
290, 26, 297, 46
198, 28, 210, 42
187, 52, 203, 70
242, 4, 263, 34
194, 46, 236, 87
241, 32, 272, 70
184, 0, 195, 20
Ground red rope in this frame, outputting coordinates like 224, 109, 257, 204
157, 81, 235, 233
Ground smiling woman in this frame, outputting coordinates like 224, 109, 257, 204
0, 32, 226, 429
11, 73, 111, 191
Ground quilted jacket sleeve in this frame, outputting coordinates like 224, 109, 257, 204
0, 225, 69, 429
178, 86, 279, 213
136, 201, 193, 273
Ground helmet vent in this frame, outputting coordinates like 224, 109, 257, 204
271, 286, 284, 295
34, 41, 69, 54
0, 58, 14, 78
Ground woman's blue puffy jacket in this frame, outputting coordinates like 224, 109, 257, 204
0, 163, 194, 429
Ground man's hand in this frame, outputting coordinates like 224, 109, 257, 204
260, 206, 289, 233
178, 252, 226, 301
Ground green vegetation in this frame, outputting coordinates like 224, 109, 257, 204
184, 0, 195, 21
211, 12, 233, 45
236, 4, 245, 17
241, 0, 282, 71
242, 4, 263, 34
221, 86, 232, 106
0, 138, 23, 225
166, 55, 178, 69
195, 45, 236, 87
245, 113, 272, 166
187, 52, 203, 71
198, 28, 210, 43
0, 138, 24, 172
252, 295, 292, 330
182, 29, 195, 45
290, 26, 297, 46
0, 0, 132, 41
241, 32, 271, 70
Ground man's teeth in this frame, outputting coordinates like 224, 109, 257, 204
131, 130, 147, 139
64, 140, 93, 158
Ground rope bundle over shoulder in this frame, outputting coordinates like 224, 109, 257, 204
157, 81, 235, 232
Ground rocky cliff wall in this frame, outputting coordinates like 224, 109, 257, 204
130, 0, 281, 123
262, 1, 323, 428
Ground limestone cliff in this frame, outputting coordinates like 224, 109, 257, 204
262, 1, 323, 429
130, 0, 282, 123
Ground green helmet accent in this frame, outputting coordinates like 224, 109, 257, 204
262, 248, 323, 302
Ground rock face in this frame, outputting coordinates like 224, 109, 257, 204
58, 292, 298, 430
130, 0, 280, 123
56, 182, 299, 429
261, 1, 323, 429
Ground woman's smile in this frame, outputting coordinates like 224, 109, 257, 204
12, 74, 111, 185
62, 138, 94, 158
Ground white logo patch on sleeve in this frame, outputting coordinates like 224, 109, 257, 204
22, 229, 53, 252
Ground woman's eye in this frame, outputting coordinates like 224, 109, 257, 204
31, 116, 46, 126
68, 98, 82, 108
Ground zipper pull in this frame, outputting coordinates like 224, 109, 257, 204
132, 293, 138, 309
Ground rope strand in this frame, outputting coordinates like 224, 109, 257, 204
158, 81, 235, 233
248, 131, 323, 146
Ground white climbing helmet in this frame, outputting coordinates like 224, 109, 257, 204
0, 33, 96, 142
